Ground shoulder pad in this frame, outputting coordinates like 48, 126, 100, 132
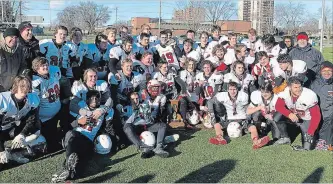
109, 46, 123, 60
27, 92, 40, 108
71, 80, 85, 97
0, 92, 11, 113
96, 80, 109, 91
39, 39, 52, 46
49, 66, 62, 80
32, 76, 43, 88
250, 90, 262, 104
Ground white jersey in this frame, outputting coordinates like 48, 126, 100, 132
252, 62, 277, 86
85, 43, 110, 79
65, 41, 88, 78
241, 39, 262, 53
108, 71, 146, 102
154, 44, 180, 70
32, 66, 61, 122
224, 47, 237, 65
109, 46, 132, 73
0, 92, 40, 131
107, 40, 121, 50
71, 80, 109, 101
152, 71, 177, 99
205, 40, 219, 59
273, 60, 307, 80
249, 90, 278, 115
179, 70, 199, 102
39, 39, 73, 69
257, 44, 287, 59
215, 91, 249, 120
195, 43, 210, 60
132, 60, 155, 81
224, 73, 254, 93
278, 87, 318, 121
144, 94, 167, 119
206, 56, 223, 68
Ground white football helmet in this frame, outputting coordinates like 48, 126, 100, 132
187, 51, 201, 62
187, 110, 200, 125
227, 122, 242, 138
25, 134, 47, 155
94, 134, 112, 154
140, 131, 156, 147
202, 113, 213, 129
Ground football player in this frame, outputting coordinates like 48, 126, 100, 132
247, 83, 280, 139
84, 33, 110, 80
52, 90, 114, 182
177, 38, 194, 66
257, 34, 287, 59
195, 31, 210, 59
251, 51, 279, 87
108, 35, 134, 75
119, 91, 169, 158
274, 77, 321, 151
207, 82, 270, 149
132, 33, 154, 60
241, 28, 262, 53
206, 44, 228, 73
0, 76, 40, 165
66, 27, 88, 81
135, 24, 151, 43
108, 58, 147, 106
104, 27, 120, 49
31, 57, 62, 152
223, 61, 255, 94
205, 25, 221, 58
153, 30, 181, 71
223, 33, 238, 65
132, 51, 155, 81
274, 54, 307, 83
179, 58, 201, 129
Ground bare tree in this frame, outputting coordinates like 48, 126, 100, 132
316, 7, 333, 40
175, 0, 204, 31
57, 1, 110, 34
274, 1, 306, 35
203, 0, 236, 25
1, 0, 28, 26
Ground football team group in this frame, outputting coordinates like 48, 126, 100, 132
0, 22, 332, 182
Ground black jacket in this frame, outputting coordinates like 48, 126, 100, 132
0, 41, 28, 92
18, 36, 40, 69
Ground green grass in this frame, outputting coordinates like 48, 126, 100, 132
314, 46, 333, 62
0, 129, 332, 183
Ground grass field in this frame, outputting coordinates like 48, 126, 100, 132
0, 128, 332, 183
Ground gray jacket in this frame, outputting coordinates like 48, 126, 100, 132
289, 44, 324, 74
310, 76, 333, 120
0, 41, 27, 92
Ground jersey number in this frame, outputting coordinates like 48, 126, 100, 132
47, 84, 60, 103
162, 52, 174, 64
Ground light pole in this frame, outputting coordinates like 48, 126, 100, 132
320, 0, 325, 52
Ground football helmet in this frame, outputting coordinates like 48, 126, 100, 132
147, 79, 161, 97
94, 134, 112, 154
202, 113, 213, 128
186, 109, 200, 125
140, 131, 156, 147
227, 122, 242, 138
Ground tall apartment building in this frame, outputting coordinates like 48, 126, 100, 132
238, 0, 274, 35
173, 6, 205, 22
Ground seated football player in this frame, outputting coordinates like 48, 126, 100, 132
179, 58, 201, 129
223, 61, 255, 94
119, 92, 169, 158
108, 35, 134, 75
31, 57, 62, 152
195, 31, 210, 59
251, 51, 279, 88
51, 90, 114, 183
274, 77, 321, 151
206, 44, 228, 74
207, 82, 270, 149
84, 33, 110, 80
153, 30, 181, 71
274, 54, 307, 84
310, 61, 333, 150
71, 68, 113, 124
0, 76, 41, 166
195, 60, 223, 109
132, 51, 155, 81
247, 83, 280, 139
108, 58, 147, 106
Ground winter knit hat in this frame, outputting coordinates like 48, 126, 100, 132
296, 32, 309, 41
3, 27, 20, 38
321, 61, 333, 71
18, 21, 33, 33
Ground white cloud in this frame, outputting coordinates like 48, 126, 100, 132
49, 0, 65, 9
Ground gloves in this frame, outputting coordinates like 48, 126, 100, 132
0, 150, 10, 164
11, 134, 27, 149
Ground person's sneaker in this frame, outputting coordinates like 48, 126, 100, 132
273, 137, 291, 145
209, 136, 228, 145
315, 139, 328, 150
252, 136, 270, 150
51, 169, 71, 183
139, 145, 154, 159
153, 144, 169, 158
164, 134, 180, 144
